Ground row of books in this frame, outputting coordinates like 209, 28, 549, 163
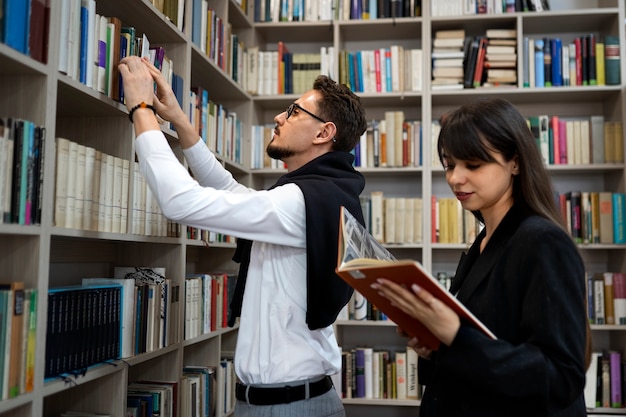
357, 113, 422, 168
432, 196, 483, 244
45, 266, 180, 381
431, 0, 549, 17
253, 0, 422, 22
0, 0, 49, 63
148, 0, 183, 30
585, 351, 625, 410
185, 225, 235, 244
58, 359, 231, 417
191, 3, 242, 82
189, 86, 244, 165
430, 117, 624, 167
338, 47, 423, 94
358, 189, 625, 246
360, 193, 425, 245
244, 46, 328, 96
340, 347, 421, 400
58, 1, 180, 104
587, 272, 626, 327
45, 284, 122, 379
54, 137, 130, 232
522, 35, 621, 88
560, 191, 626, 246
130, 162, 176, 238
0, 283, 37, 400
53, 136, 178, 237
180, 360, 235, 417
527, 116, 623, 166
183, 273, 237, 340
0, 118, 46, 226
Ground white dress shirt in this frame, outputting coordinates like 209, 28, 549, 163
135, 130, 342, 384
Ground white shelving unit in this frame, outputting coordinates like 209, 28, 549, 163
0, 0, 624, 416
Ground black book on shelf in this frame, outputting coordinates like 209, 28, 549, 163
378, 0, 391, 18
587, 34, 597, 86
543, 38, 552, 86
463, 37, 479, 89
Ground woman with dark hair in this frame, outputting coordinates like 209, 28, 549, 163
372, 98, 589, 416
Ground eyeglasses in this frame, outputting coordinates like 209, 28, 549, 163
285, 103, 327, 124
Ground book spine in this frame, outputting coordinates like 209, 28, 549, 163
605, 36, 621, 85
551, 38, 562, 86
543, 37, 552, 86
534, 39, 545, 87
588, 34, 597, 85
355, 348, 365, 398
612, 192, 626, 244
610, 351, 622, 407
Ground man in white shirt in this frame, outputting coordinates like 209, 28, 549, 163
119, 56, 367, 417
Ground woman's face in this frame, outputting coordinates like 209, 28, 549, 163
443, 148, 518, 225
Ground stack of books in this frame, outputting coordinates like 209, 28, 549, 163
484, 28, 517, 86
431, 29, 465, 90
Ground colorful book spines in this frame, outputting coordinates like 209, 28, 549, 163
525, 34, 617, 88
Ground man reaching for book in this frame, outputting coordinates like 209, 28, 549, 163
119, 55, 367, 417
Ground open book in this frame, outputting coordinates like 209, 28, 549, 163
335, 206, 496, 350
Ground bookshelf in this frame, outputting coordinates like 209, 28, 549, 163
0, 0, 624, 416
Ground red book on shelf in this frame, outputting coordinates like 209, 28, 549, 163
574, 37, 583, 86
550, 116, 560, 164
472, 37, 488, 87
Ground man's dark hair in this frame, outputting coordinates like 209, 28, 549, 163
313, 75, 367, 152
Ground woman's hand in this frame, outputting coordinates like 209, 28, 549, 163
371, 279, 461, 347
396, 327, 433, 359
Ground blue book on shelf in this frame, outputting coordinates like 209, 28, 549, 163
191, 0, 203, 47
612, 192, 626, 244
534, 39, 545, 87
201, 89, 209, 143
79, 4, 89, 84
369, 0, 377, 18
2, 0, 31, 54
356, 51, 363, 92
551, 38, 563, 87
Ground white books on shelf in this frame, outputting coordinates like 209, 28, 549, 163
54, 138, 70, 228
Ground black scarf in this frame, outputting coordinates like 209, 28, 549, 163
228, 151, 365, 330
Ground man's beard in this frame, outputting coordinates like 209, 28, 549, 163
266, 141, 294, 160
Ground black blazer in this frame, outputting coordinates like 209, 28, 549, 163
418, 205, 587, 417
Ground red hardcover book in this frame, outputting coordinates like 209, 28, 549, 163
472, 36, 488, 87
335, 207, 495, 351
574, 37, 583, 86
550, 116, 560, 164
28, 0, 46, 62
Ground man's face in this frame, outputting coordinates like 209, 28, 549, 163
267, 90, 326, 161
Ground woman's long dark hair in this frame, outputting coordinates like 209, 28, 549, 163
437, 97, 565, 230
437, 97, 592, 368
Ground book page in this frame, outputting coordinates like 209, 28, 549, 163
338, 206, 396, 268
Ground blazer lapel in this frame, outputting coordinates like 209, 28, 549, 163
453, 206, 528, 304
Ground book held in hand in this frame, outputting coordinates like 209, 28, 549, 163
335, 206, 496, 350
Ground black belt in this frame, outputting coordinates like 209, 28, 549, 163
235, 376, 333, 405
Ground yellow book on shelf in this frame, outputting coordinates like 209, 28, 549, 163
335, 207, 496, 350
596, 42, 606, 85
